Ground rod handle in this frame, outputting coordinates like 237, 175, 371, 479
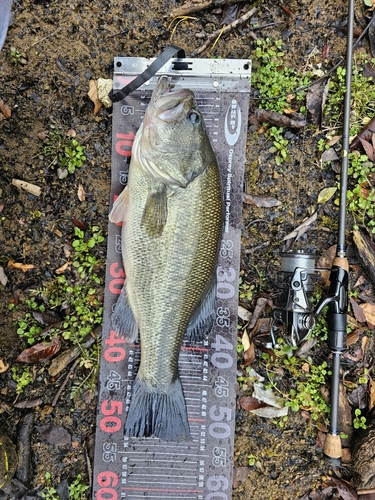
324, 433, 342, 461
332, 256, 349, 271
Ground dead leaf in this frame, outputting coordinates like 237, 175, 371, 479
354, 275, 366, 288
327, 135, 342, 146
360, 302, 375, 327
17, 337, 61, 363
13, 398, 43, 408
88, 80, 102, 114
239, 395, 270, 411
72, 218, 86, 230
77, 183, 86, 202
360, 137, 375, 162
242, 330, 250, 352
7, 260, 35, 272
346, 329, 364, 346
248, 297, 269, 329
362, 335, 369, 354
317, 244, 337, 287
326, 477, 358, 500
0, 266, 8, 286
369, 376, 375, 410
238, 305, 252, 322
66, 129, 76, 137
282, 211, 317, 241
317, 186, 337, 204
350, 297, 367, 323
0, 99, 11, 118
0, 359, 9, 373
350, 115, 375, 151
36, 424, 71, 446
242, 192, 282, 208
243, 342, 255, 367
301, 362, 310, 373
32, 311, 59, 326
55, 261, 71, 275
321, 148, 339, 163
233, 467, 251, 488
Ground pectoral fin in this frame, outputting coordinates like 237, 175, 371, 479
109, 186, 129, 224
141, 185, 168, 238
111, 283, 138, 341
186, 277, 216, 342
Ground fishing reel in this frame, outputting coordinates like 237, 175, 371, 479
271, 251, 348, 348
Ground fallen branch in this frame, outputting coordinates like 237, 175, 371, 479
249, 108, 306, 129
168, 0, 242, 18
353, 229, 375, 287
190, 6, 257, 57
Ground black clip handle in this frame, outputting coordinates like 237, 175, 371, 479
109, 45, 186, 104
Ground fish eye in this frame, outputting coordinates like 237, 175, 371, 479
187, 111, 200, 124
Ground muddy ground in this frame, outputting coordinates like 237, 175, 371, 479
0, 0, 374, 498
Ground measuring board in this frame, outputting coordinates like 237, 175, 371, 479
93, 57, 251, 500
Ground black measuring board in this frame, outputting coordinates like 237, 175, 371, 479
93, 58, 251, 500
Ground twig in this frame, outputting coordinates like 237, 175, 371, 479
25, 27, 62, 51
51, 358, 79, 406
167, 0, 241, 18
190, 6, 257, 57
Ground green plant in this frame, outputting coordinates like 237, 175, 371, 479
69, 474, 89, 499
10, 46, 26, 64
41, 472, 59, 500
14, 227, 104, 398
267, 126, 291, 165
247, 454, 257, 466
353, 408, 367, 430
72, 226, 104, 280
11, 366, 33, 394
239, 278, 255, 302
43, 130, 86, 175
345, 152, 375, 232
262, 341, 331, 421
251, 38, 311, 164
320, 57, 375, 232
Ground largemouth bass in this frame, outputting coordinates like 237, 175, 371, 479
109, 76, 223, 441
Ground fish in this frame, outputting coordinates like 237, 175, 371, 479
109, 75, 223, 441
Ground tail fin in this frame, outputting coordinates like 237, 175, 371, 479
124, 376, 191, 441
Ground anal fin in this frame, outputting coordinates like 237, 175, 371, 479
111, 284, 138, 341
186, 277, 216, 342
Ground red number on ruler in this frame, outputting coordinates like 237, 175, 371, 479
115, 132, 135, 157
97, 488, 117, 500
110, 262, 125, 278
100, 416, 121, 433
105, 331, 126, 347
98, 471, 119, 487
104, 347, 126, 362
109, 278, 124, 295
101, 399, 123, 416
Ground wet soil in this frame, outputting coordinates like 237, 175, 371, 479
0, 0, 373, 498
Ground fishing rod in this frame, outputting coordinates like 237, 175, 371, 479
272, 0, 354, 463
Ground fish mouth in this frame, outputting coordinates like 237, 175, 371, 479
152, 76, 193, 122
